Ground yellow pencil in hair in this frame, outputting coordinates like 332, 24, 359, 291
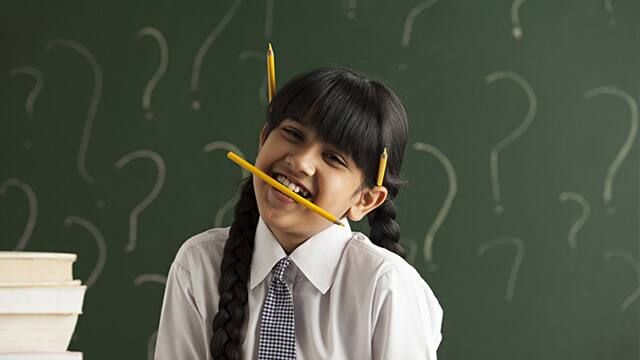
376, 147, 388, 187
267, 43, 276, 102
226, 151, 344, 227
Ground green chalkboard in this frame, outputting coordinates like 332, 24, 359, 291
2, 0, 639, 359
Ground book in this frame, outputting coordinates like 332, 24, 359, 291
0, 252, 76, 286
0, 352, 82, 359
0, 285, 86, 314
0, 314, 79, 353
0, 251, 85, 355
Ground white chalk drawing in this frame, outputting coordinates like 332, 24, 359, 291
204, 141, 249, 227
413, 142, 457, 270
604, 250, 640, 312
343, 0, 357, 19
134, 274, 167, 360
45, 38, 103, 187
237, 50, 269, 106
133, 274, 167, 286
115, 150, 166, 252
401, 237, 418, 265
134, 275, 166, 360
146, 332, 158, 360
584, 86, 638, 214
477, 237, 525, 303
511, 0, 526, 39
0, 178, 37, 251
190, 0, 244, 110
265, 0, 274, 39
604, 0, 616, 26
485, 71, 537, 214
9, 66, 44, 117
558, 192, 591, 250
401, 0, 440, 48
136, 27, 169, 121
63, 216, 106, 288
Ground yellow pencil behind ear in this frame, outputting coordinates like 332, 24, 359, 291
267, 43, 276, 102
376, 148, 388, 187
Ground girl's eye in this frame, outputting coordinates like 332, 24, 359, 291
284, 128, 303, 140
282, 127, 347, 167
327, 153, 346, 166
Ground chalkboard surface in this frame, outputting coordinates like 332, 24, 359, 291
2, 1, 639, 359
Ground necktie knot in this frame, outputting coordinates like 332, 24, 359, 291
273, 257, 291, 282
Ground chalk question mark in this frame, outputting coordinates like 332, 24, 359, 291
485, 71, 537, 214
115, 150, 166, 252
9, 66, 44, 117
0, 178, 37, 251
134, 274, 167, 360
190, 0, 244, 110
136, 27, 168, 121
604, 250, 640, 312
584, 86, 638, 214
558, 192, 591, 251
401, 0, 440, 48
46, 38, 103, 188
604, 0, 616, 26
63, 216, 106, 288
204, 141, 249, 227
399, 0, 440, 71
477, 237, 525, 303
511, 0, 526, 40
413, 142, 457, 271
400, 237, 419, 264
343, 0, 357, 19
237, 50, 269, 106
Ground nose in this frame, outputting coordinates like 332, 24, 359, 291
287, 147, 317, 177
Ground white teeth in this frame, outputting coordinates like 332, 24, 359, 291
275, 174, 310, 198
288, 183, 297, 192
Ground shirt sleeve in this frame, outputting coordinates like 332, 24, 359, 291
371, 265, 443, 360
154, 261, 210, 360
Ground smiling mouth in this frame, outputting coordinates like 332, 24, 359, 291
272, 186, 298, 203
271, 172, 314, 200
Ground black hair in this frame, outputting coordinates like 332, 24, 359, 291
210, 67, 409, 359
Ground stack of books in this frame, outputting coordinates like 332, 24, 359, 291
0, 252, 86, 360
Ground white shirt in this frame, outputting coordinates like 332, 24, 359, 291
154, 216, 443, 360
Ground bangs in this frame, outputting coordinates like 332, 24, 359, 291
267, 68, 383, 185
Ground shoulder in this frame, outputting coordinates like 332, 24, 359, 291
343, 232, 422, 281
343, 231, 443, 313
345, 232, 444, 348
172, 226, 230, 273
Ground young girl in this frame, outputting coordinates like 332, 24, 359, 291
154, 67, 443, 359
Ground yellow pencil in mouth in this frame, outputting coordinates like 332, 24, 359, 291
226, 151, 344, 227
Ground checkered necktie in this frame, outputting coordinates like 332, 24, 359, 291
258, 257, 296, 360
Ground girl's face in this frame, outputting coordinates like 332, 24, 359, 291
253, 118, 387, 250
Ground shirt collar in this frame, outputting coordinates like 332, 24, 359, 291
250, 215, 353, 294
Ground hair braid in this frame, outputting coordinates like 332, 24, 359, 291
210, 177, 259, 359
365, 77, 408, 259
367, 197, 406, 259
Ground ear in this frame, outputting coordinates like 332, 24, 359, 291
346, 186, 388, 222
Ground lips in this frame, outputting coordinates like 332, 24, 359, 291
271, 185, 296, 204
272, 172, 313, 199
